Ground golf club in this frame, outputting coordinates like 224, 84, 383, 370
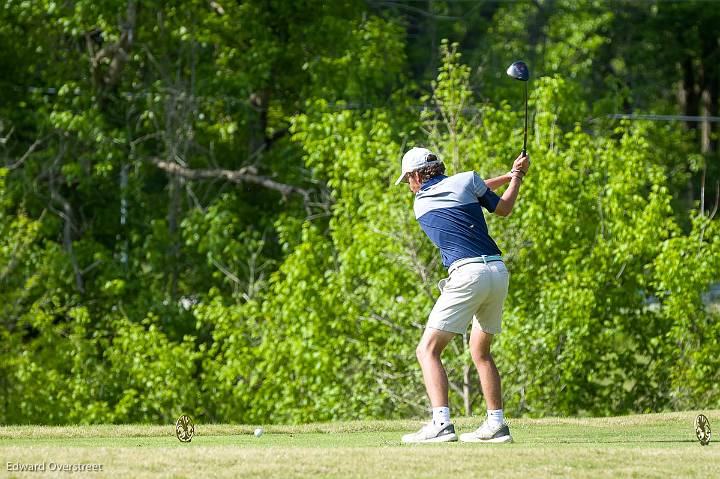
506, 60, 530, 156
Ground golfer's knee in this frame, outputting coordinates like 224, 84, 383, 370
416, 342, 440, 362
415, 344, 427, 362
471, 348, 492, 364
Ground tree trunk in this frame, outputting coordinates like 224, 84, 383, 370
167, 174, 180, 300
462, 363, 472, 416
462, 332, 472, 415
679, 58, 699, 209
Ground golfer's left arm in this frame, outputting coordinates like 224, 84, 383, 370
484, 154, 531, 191
484, 172, 512, 191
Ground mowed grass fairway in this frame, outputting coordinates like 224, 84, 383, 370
1, 411, 717, 478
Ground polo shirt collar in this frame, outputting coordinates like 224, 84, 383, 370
420, 175, 447, 191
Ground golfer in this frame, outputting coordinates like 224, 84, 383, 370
397, 147, 529, 444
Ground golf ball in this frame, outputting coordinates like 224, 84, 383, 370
254, 427, 263, 437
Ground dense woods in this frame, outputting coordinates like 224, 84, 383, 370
1, 0, 719, 425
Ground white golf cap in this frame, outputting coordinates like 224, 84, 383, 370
394, 147, 442, 185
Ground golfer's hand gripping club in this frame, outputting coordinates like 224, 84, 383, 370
509, 153, 530, 178
512, 154, 530, 176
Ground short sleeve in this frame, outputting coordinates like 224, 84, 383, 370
472, 172, 488, 196
478, 189, 500, 212
473, 173, 500, 212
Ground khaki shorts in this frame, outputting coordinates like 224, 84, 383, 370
427, 261, 509, 335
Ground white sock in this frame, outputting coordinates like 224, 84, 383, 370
487, 408, 504, 426
432, 406, 451, 426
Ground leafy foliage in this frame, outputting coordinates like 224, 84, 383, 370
1, 1, 718, 425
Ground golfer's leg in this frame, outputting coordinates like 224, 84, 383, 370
416, 327, 456, 407
469, 328, 502, 410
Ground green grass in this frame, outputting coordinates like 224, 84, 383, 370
1, 411, 717, 478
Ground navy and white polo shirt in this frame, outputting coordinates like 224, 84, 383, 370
414, 172, 502, 269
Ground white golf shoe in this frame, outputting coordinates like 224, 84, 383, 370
402, 421, 458, 443
459, 420, 513, 443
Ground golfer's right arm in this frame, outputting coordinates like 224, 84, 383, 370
494, 154, 528, 216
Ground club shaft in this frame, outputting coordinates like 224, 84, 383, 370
523, 81, 528, 155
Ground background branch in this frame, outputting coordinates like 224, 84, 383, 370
148, 157, 311, 202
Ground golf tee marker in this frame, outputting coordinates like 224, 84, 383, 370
176, 415, 195, 443
695, 414, 711, 446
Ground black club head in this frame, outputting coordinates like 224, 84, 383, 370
506, 61, 529, 81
